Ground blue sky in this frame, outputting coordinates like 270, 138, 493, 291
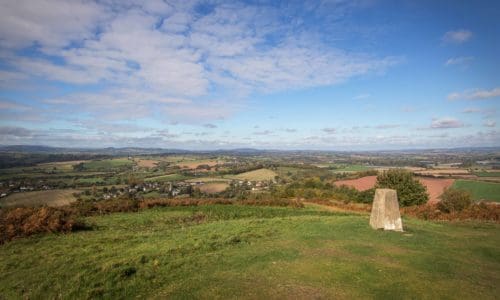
0, 0, 499, 150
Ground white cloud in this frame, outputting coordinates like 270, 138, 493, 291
442, 29, 472, 44
0, 0, 401, 125
483, 120, 496, 127
163, 100, 240, 123
253, 130, 273, 135
0, 0, 415, 149
448, 87, 500, 100
160, 12, 192, 33
0, 126, 33, 137
462, 107, 481, 113
0, 0, 105, 50
430, 118, 464, 129
209, 43, 399, 93
0, 100, 31, 110
0, 70, 29, 87
322, 127, 337, 134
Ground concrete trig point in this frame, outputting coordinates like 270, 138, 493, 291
370, 189, 403, 232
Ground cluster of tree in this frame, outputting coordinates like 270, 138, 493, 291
375, 169, 429, 206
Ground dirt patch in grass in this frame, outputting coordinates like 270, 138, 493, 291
198, 183, 229, 194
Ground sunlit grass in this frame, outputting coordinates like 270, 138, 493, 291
0, 205, 498, 299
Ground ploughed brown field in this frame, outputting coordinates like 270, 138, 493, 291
334, 176, 454, 203
136, 159, 160, 168
335, 176, 378, 192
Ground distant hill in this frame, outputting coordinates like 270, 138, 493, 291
0, 145, 189, 155
0, 144, 498, 156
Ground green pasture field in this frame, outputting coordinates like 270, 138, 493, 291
474, 172, 500, 177
79, 159, 133, 171
452, 180, 500, 202
330, 164, 373, 172
186, 177, 231, 183
144, 174, 190, 182
0, 205, 498, 299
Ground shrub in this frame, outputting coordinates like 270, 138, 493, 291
71, 197, 139, 215
94, 198, 139, 214
437, 188, 472, 213
138, 198, 304, 209
403, 202, 499, 222
375, 169, 429, 206
0, 207, 87, 244
356, 188, 375, 204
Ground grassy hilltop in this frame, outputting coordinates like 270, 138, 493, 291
1, 204, 499, 299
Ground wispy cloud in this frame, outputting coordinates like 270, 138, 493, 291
253, 130, 273, 135
448, 87, 500, 100
203, 123, 217, 129
430, 118, 464, 129
462, 107, 481, 113
0, 100, 31, 110
322, 128, 337, 134
445, 56, 474, 67
375, 124, 401, 129
442, 29, 472, 44
0, 126, 33, 137
483, 120, 496, 127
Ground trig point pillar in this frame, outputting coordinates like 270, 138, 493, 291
370, 189, 403, 232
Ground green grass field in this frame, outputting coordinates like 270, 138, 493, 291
186, 177, 231, 183
330, 164, 372, 172
453, 180, 500, 202
474, 172, 500, 177
0, 189, 79, 208
80, 159, 133, 171
0, 205, 498, 299
144, 174, 189, 182
226, 168, 277, 181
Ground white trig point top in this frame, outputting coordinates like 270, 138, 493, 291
370, 189, 403, 232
